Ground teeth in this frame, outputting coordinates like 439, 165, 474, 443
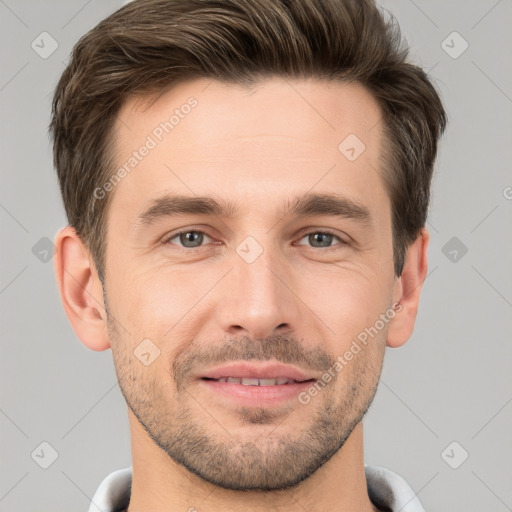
215, 377, 295, 386
241, 378, 260, 386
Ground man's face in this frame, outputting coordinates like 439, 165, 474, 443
103, 77, 396, 490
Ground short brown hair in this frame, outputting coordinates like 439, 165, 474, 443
50, 0, 447, 281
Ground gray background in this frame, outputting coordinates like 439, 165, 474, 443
1, 0, 511, 511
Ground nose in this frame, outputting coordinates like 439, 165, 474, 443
216, 243, 300, 340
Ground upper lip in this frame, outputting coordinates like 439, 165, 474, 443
198, 362, 317, 382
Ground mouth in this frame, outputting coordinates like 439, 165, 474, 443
198, 361, 318, 383
198, 377, 317, 406
196, 362, 319, 406
201, 376, 315, 386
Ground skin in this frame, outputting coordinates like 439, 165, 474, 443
54, 77, 429, 512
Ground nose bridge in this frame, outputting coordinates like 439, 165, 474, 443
238, 241, 281, 305
218, 234, 298, 338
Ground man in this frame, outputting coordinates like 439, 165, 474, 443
50, 0, 446, 511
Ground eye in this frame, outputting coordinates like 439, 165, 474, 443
163, 230, 213, 249
295, 230, 348, 249
162, 228, 349, 251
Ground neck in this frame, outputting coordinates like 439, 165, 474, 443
126, 414, 378, 512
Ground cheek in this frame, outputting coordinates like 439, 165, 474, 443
301, 265, 389, 337
122, 265, 216, 337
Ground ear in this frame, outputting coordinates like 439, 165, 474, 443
53, 225, 110, 351
386, 228, 429, 348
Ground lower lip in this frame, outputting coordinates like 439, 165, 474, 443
198, 379, 316, 406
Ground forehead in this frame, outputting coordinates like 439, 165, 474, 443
117, 77, 382, 151
108, 77, 386, 226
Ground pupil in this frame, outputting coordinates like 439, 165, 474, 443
311, 233, 332, 247
182, 231, 202, 247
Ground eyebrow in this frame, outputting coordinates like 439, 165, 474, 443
135, 192, 373, 229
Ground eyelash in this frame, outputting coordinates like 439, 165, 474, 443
162, 228, 349, 251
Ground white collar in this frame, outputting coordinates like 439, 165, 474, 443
87, 464, 425, 512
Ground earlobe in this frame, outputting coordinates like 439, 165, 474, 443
386, 228, 429, 348
53, 226, 110, 351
